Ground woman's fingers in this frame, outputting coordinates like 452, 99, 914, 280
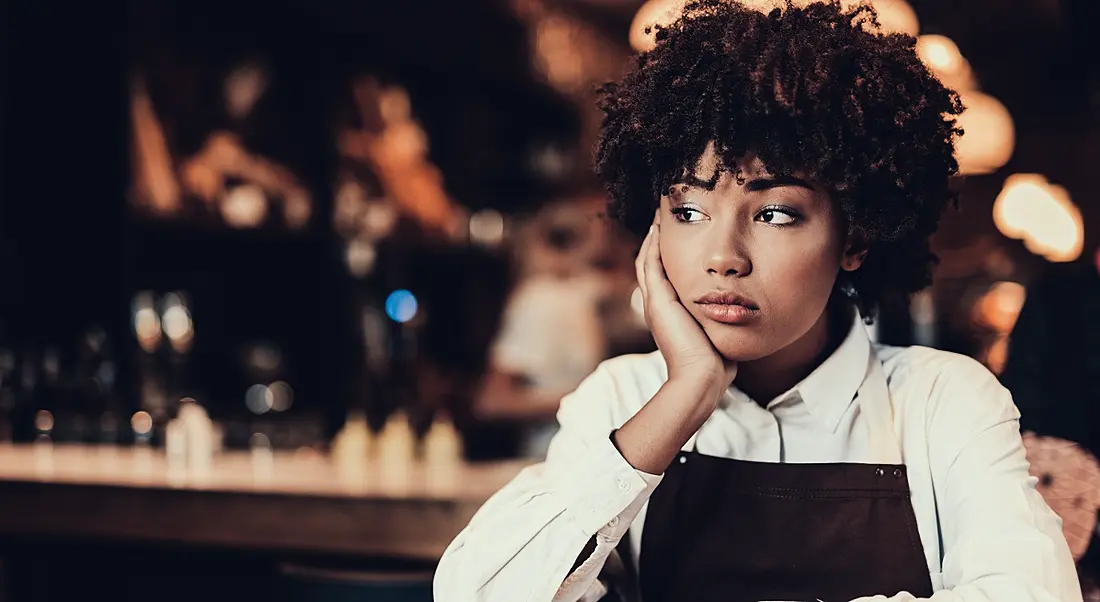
644, 224, 677, 301
635, 225, 653, 300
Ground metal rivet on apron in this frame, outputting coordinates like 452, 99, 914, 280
893, 468, 904, 479
875, 467, 886, 477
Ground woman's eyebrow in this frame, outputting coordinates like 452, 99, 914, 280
668, 172, 720, 197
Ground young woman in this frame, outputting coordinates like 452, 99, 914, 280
434, 2, 1081, 600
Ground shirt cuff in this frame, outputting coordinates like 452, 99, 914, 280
563, 428, 665, 537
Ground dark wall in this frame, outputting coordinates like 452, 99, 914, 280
2, 1, 130, 351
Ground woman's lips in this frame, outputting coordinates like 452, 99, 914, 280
695, 302, 758, 325
694, 290, 759, 325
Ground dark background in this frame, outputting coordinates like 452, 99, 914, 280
2, 0, 1099, 430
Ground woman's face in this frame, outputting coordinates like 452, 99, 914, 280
658, 144, 863, 362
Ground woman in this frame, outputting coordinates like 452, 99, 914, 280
434, 2, 1080, 600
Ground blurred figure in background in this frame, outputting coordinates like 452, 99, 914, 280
473, 193, 646, 458
1001, 244, 1100, 451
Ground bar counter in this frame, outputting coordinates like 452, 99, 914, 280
0, 443, 529, 559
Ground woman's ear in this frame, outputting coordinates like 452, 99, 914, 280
841, 230, 870, 272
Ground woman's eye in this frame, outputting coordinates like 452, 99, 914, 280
670, 207, 705, 223
756, 208, 797, 225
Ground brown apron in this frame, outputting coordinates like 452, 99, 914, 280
603, 355, 935, 602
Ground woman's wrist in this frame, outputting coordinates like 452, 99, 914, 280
612, 377, 726, 474
668, 365, 731, 405
664, 374, 728, 431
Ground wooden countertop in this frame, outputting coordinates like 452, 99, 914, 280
0, 443, 530, 559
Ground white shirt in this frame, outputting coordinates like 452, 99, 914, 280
436, 317, 1081, 602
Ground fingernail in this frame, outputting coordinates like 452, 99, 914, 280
648, 225, 656, 235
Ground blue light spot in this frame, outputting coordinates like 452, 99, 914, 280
385, 289, 418, 323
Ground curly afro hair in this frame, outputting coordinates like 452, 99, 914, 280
595, 0, 964, 320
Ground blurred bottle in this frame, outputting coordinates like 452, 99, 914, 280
377, 408, 415, 485
164, 398, 215, 475
421, 412, 462, 466
422, 412, 464, 489
332, 409, 374, 467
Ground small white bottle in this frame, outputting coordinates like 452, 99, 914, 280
333, 410, 373, 465
178, 400, 214, 478
332, 410, 374, 488
165, 418, 187, 475
422, 412, 464, 490
249, 432, 274, 483
422, 412, 462, 466
376, 409, 415, 486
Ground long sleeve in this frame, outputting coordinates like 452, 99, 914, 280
855, 358, 1082, 602
434, 364, 663, 602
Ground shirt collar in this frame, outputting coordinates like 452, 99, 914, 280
731, 310, 872, 433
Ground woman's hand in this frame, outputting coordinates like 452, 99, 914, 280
636, 216, 737, 391
610, 217, 739, 474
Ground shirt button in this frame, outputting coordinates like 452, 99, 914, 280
679, 456, 687, 464
617, 478, 631, 492
875, 467, 886, 477
893, 468, 904, 479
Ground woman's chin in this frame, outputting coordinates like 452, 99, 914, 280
699, 320, 775, 363
711, 339, 771, 364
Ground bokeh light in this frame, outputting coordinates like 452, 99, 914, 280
385, 289, 419, 323
994, 174, 1084, 263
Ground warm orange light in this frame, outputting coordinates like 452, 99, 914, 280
916, 35, 976, 90
133, 292, 162, 353
917, 35, 963, 75
225, 63, 267, 121
162, 293, 194, 353
629, 0, 685, 52
863, 0, 919, 36
269, 381, 294, 412
131, 411, 153, 436
955, 91, 1014, 175
34, 410, 54, 433
220, 184, 269, 228
994, 174, 1084, 263
534, 16, 588, 93
975, 281, 1027, 334
833, 0, 921, 36
972, 281, 1027, 375
986, 336, 1009, 375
